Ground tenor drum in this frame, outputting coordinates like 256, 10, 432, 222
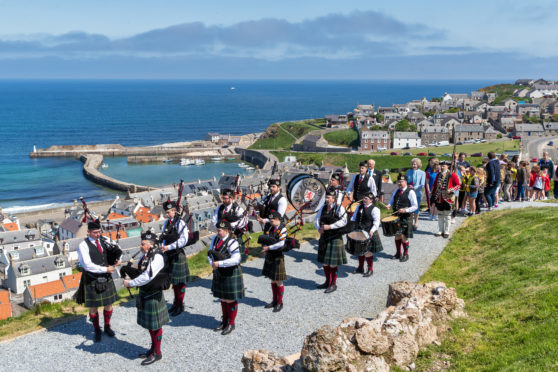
286, 174, 326, 214
381, 216, 400, 237
346, 230, 371, 256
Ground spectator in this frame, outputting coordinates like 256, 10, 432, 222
485, 151, 501, 211
424, 157, 438, 211
502, 163, 514, 202
406, 158, 426, 230
529, 165, 543, 201
542, 169, 551, 199
426, 160, 440, 220
515, 161, 528, 202
367, 159, 383, 201
538, 152, 554, 197
456, 152, 470, 168
554, 164, 558, 199
475, 167, 486, 214
465, 166, 480, 216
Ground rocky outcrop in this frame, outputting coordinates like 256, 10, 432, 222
242, 281, 465, 372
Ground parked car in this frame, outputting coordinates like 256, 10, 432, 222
471, 152, 483, 157
456, 142, 463, 145
512, 136, 522, 139
548, 141, 554, 146
417, 145, 425, 148
390, 152, 399, 156
480, 139, 487, 143
403, 152, 412, 155
531, 157, 538, 163
442, 153, 452, 157
464, 139, 475, 144
417, 152, 427, 156
378, 146, 387, 151
428, 152, 436, 156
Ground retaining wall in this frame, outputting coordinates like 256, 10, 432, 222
81, 154, 152, 193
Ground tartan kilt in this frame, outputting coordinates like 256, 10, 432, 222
318, 236, 347, 266
137, 289, 169, 331
366, 230, 384, 254
397, 215, 413, 239
262, 251, 287, 281
78, 276, 119, 308
170, 249, 190, 285
211, 265, 245, 300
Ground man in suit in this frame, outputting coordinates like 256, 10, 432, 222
367, 159, 383, 202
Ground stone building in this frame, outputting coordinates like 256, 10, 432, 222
359, 130, 390, 151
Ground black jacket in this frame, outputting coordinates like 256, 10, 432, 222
486, 159, 501, 186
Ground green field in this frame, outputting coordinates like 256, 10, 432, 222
249, 119, 325, 150
323, 128, 359, 148
416, 207, 558, 371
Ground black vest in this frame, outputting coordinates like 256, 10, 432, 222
264, 192, 284, 218
161, 216, 181, 245
355, 202, 376, 231
138, 250, 171, 293
352, 173, 370, 201
320, 203, 342, 239
84, 238, 110, 280
217, 203, 241, 223
393, 188, 412, 217
209, 235, 238, 276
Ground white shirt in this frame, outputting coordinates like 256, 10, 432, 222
129, 252, 165, 287
351, 204, 381, 235
261, 193, 287, 223
387, 187, 418, 214
212, 203, 245, 229
207, 234, 241, 268
162, 219, 189, 250
265, 225, 287, 251
314, 204, 348, 230
77, 237, 120, 274
346, 173, 377, 197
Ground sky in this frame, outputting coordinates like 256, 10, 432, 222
0, 0, 556, 79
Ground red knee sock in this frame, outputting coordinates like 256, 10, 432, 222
149, 329, 163, 355
90, 312, 101, 333
228, 301, 238, 326
395, 239, 402, 256
175, 283, 186, 304
330, 267, 338, 286
220, 300, 229, 324
103, 309, 112, 329
357, 256, 365, 269
271, 282, 278, 303
403, 241, 409, 256
365, 256, 373, 270
276, 285, 284, 305
323, 266, 331, 284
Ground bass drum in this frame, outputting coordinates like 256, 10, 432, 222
287, 174, 326, 214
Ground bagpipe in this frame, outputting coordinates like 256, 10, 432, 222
176, 179, 200, 246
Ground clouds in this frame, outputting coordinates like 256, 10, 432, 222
0, 11, 442, 59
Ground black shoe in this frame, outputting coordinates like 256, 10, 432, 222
94, 330, 102, 342
442, 233, 449, 239
138, 348, 153, 359
324, 285, 337, 294
400, 255, 409, 262
104, 326, 115, 338
363, 269, 373, 277
352, 267, 364, 274
168, 304, 177, 314
141, 353, 162, 366
171, 304, 184, 317
221, 324, 235, 335
213, 321, 227, 332
272, 303, 283, 313
264, 302, 277, 309
316, 282, 329, 289
393, 253, 401, 260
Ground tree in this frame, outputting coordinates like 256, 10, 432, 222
395, 119, 413, 132
375, 113, 384, 123
431, 97, 442, 102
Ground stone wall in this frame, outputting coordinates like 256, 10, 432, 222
236, 148, 278, 170
81, 154, 152, 193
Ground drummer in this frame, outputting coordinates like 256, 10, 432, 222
349, 191, 383, 277
385, 174, 418, 262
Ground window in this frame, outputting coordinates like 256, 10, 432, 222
23, 280, 31, 287
20, 264, 30, 275
55, 257, 65, 268
43, 276, 48, 282
59, 273, 64, 279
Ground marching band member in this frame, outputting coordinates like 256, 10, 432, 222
257, 177, 287, 224
350, 191, 383, 276
159, 200, 189, 316
431, 160, 461, 238
75, 220, 121, 342
208, 220, 245, 335
386, 174, 418, 262
347, 161, 377, 202
327, 172, 346, 206
212, 188, 245, 230
123, 232, 170, 366
260, 211, 288, 312
314, 187, 348, 293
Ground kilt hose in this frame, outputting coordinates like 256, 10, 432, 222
364, 230, 384, 254
76, 275, 119, 308
318, 235, 347, 266
137, 289, 170, 331
397, 215, 413, 239
170, 249, 190, 285
211, 265, 245, 300
262, 251, 287, 281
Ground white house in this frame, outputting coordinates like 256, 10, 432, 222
393, 132, 421, 149
6, 255, 72, 294
0, 245, 49, 275
110, 197, 142, 217
23, 272, 82, 308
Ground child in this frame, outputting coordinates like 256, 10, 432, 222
542, 169, 550, 200
475, 168, 486, 213
502, 163, 514, 202
515, 161, 527, 202
458, 166, 469, 214
529, 165, 541, 201
466, 167, 479, 216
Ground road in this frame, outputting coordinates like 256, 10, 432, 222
523, 135, 558, 160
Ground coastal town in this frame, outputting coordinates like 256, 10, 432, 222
0, 78, 556, 338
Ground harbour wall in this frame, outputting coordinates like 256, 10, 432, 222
236, 148, 278, 170
80, 154, 152, 193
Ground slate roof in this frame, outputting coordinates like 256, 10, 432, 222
361, 130, 389, 139
12, 255, 70, 278
455, 124, 484, 132
0, 229, 41, 244
8, 246, 48, 262
515, 124, 544, 132
394, 132, 420, 139
59, 218, 81, 234
422, 126, 449, 133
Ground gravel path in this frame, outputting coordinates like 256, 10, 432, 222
2, 201, 556, 372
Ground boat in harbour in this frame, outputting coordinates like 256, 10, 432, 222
211, 157, 225, 162
180, 158, 193, 166
194, 158, 205, 165
238, 163, 249, 168
101, 163, 109, 169
246, 167, 255, 171
162, 159, 172, 163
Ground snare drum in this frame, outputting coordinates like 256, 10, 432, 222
381, 216, 400, 237
346, 230, 371, 256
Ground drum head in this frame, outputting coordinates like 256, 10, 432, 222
348, 230, 368, 241
381, 215, 399, 222
287, 174, 326, 214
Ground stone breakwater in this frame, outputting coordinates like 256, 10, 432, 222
242, 281, 466, 372
81, 154, 152, 193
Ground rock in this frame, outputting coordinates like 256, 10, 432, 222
387, 281, 416, 306
354, 324, 391, 355
242, 350, 287, 372
301, 325, 360, 372
391, 332, 419, 367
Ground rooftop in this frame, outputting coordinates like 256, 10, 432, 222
61, 273, 82, 290
27, 280, 66, 300
0, 290, 11, 320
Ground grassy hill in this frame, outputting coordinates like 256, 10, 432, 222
323, 128, 359, 148
248, 119, 325, 150
416, 207, 558, 370
479, 84, 532, 104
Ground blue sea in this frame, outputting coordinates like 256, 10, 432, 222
0, 80, 496, 213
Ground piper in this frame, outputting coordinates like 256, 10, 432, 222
386, 174, 418, 262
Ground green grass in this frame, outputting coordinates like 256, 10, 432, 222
323, 128, 359, 148
415, 207, 558, 371
480, 84, 532, 104
376, 140, 519, 157
249, 119, 325, 150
